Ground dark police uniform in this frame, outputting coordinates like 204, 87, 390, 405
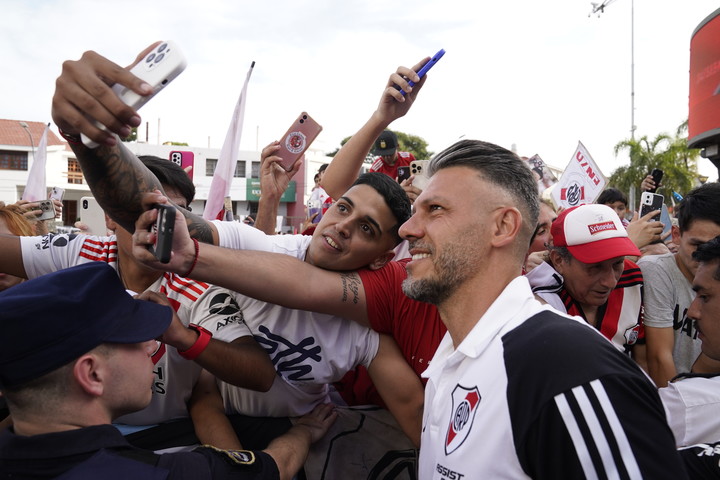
0, 424, 280, 480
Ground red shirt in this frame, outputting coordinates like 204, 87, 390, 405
334, 258, 446, 406
369, 151, 415, 180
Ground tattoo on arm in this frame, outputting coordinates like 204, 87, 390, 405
187, 213, 215, 245
340, 272, 361, 304
72, 142, 162, 233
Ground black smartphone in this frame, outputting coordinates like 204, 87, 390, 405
648, 168, 663, 193
397, 166, 411, 183
639, 192, 664, 218
148, 204, 176, 264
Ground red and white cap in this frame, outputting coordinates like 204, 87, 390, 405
551, 204, 641, 264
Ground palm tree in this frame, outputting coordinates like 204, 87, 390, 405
609, 122, 699, 199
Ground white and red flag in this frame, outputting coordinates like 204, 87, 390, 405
203, 62, 255, 220
21, 123, 50, 202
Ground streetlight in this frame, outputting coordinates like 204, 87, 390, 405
18, 121, 36, 162
590, 0, 636, 139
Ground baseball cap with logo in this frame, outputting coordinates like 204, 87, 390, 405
551, 204, 641, 264
373, 130, 398, 156
0, 262, 172, 388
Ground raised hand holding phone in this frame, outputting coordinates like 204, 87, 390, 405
276, 112, 323, 171
400, 48, 445, 95
81, 41, 187, 148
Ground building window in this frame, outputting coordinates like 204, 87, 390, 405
251, 161, 261, 178
67, 159, 84, 185
0, 150, 28, 170
206, 159, 246, 178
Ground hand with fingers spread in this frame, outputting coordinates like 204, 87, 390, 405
51, 43, 160, 147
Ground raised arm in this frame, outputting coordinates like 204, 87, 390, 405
321, 59, 428, 200
254, 142, 303, 235
51, 45, 218, 244
132, 208, 373, 326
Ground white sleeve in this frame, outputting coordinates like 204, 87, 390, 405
658, 383, 687, 447
212, 220, 311, 258
20, 234, 96, 278
178, 286, 253, 342
358, 328, 381, 369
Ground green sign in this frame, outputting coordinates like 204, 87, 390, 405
246, 180, 296, 202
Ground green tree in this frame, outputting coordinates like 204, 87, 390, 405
327, 131, 432, 160
609, 122, 700, 200
121, 127, 138, 142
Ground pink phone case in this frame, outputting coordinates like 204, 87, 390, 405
276, 112, 323, 171
170, 151, 195, 181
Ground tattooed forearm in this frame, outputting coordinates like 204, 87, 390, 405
340, 272, 361, 304
186, 212, 216, 245
71, 141, 163, 233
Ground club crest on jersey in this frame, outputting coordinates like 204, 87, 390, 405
445, 385, 481, 455
285, 131, 306, 154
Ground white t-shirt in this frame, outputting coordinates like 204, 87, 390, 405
20, 233, 252, 425
213, 221, 380, 417
660, 374, 720, 447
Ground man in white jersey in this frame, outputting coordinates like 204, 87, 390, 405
0, 156, 275, 450
396, 140, 685, 478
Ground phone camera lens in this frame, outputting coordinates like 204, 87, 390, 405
158, 43, 167, 52
299, 119, 304, 124
146, 53, 155, 64
83, 200, 88, 209
155, 53, 165, 63
302, 115, 308, 120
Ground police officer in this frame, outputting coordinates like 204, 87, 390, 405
0, 262, 336, 479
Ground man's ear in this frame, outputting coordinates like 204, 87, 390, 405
368, 250, 396, 271
549, 249, 566, 274
671, 224, 681, 245
105, 214, 117, 232
73, 353, 106, 397
490, 207, 522, 248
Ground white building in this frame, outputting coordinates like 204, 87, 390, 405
0, 119, 329, 233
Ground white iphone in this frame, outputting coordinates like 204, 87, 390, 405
82, 41, 187, 148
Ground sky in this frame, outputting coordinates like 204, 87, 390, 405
3, 0, 720, 180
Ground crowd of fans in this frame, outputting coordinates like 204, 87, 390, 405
1, 43, 720, 479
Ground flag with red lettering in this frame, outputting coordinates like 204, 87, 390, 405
21, 123, 49, 202
203, 62, 255, 220
551, 141, 606, 209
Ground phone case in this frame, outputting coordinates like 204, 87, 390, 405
113, 41, 187, 111
410, 160, 431, 191
659, 204, 672, 241
397, 166, 411, 183
170, 151, 195, 181
50, 187, 65, 202
80, 197, 106, 235
276, 112, 323, 171
148, 205, 176, 264
639, 192, 664, 218
82, 41, 187, 148
36, 200, 56, 221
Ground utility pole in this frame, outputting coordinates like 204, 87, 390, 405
590, 0, 636, 139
